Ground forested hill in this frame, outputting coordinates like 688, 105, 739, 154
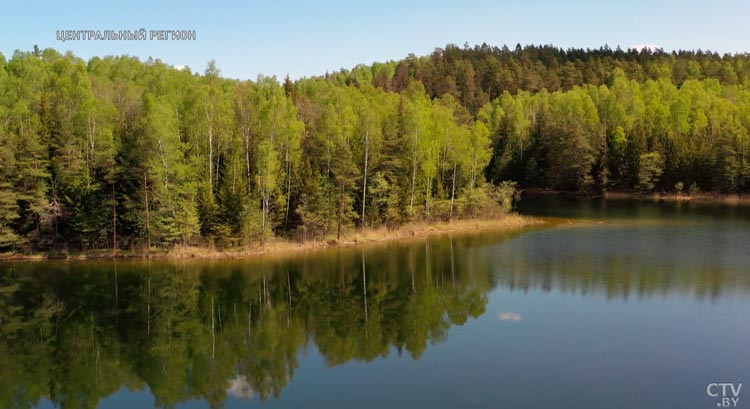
336, 43, 750, 112
1, 44, 750, 252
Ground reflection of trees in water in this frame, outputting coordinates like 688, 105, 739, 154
490, 251, 750, 302
0, 239, 491, 408
4, 230, 744, 407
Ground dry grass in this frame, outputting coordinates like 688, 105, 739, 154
0, 213, 543, 262
353, 213, 539, 242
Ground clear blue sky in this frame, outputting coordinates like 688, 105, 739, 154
1, 0, 748, 80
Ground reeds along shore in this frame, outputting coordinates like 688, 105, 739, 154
0, 214, 543, 262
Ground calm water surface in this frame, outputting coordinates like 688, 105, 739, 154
1, 197, 749, 408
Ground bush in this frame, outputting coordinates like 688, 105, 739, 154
456, 181, 520, 219
492, 181, 520, 213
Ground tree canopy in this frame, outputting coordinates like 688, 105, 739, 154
1, 44, 749, 252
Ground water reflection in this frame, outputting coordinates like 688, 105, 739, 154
1, 207, 749, 407
0, 238, 492, 408
511, 196, 750, 302
497, 312, 522, 322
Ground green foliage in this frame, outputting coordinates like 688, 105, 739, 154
638, 152, 664, 192
0, 184, 20, 249
493, 181, 521, 213
1, 45, 750, 252
296, 169, 335, 239
638, 152, 665, 192
455, 181, 519, 218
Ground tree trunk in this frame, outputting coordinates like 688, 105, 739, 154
410, 129, 418, 213
209, 127, 213, 192
261, 192, 267, 246
244, 129, 252, 194
143, 173, 150, 251
361, 130, 369, 226
285, 146, 291, 228
206, 107, 214, 193
450, 160, 457, 220
86, 115, 96, 189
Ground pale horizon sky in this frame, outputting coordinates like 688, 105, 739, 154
1, 0, 748, 80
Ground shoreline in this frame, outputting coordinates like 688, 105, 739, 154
602, 190, 750, 206
0, 214, 544, 263
524, 188, 750, 206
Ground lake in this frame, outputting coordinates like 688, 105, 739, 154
1, 197, 749, 408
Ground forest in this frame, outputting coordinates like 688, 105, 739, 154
1, 43, 750, 252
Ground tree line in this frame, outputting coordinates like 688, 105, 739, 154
0, 48, 508, 252
1, 44, 749, 252
481, 70, 750, 192
343, 43, 750, 113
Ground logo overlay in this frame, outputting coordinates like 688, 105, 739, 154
707, 383, 742, 408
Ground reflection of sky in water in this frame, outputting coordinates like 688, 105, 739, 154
228, 376, 255, 400
497, 312, 522, 322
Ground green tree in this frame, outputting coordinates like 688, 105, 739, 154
637, 152, 665, 191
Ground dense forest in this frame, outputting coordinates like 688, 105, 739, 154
1, 43, 750, 252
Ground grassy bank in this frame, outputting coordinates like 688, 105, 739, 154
0, 213, 543, 262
